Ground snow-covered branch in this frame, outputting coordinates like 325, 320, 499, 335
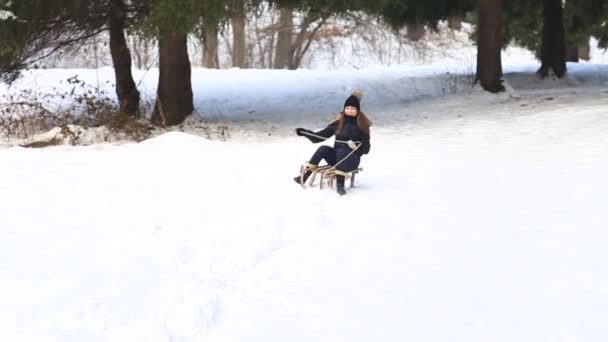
0, 9, 15, 20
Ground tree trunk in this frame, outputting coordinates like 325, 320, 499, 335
109, 0, 140, 118
538, 0, 566, 77
406, 23, 425, 41
202, 20, 220, 69
231, 0, 247, 68
274, 6, 293, 69
152, 31, 193, 126
476, 0, 504, 93
448, 16, 463, 30
267, 23, 275, 68
566, 46, 579, 62
579, 41, 590, 60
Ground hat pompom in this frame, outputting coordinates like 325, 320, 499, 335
351, 90, 363, 100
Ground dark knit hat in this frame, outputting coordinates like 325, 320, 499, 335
343, 91, 362, 112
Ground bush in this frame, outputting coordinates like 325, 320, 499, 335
0, 75, 154, 146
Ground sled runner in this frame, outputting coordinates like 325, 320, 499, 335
298, 162, 363, 189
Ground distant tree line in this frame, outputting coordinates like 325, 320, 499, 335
1, 0, 607, 126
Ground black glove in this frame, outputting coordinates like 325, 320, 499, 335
295, 128, 310, 136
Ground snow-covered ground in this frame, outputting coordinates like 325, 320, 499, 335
2, 40, 608, 341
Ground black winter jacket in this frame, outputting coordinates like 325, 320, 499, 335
304, 115, 371, 156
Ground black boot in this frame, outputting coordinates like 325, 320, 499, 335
293, 170, 312, 185
336, 175, 346, 195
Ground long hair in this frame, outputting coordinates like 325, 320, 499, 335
332, 111, 372, 136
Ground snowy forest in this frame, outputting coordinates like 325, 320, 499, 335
1, 0, 608, 128
1, 1, 608, 342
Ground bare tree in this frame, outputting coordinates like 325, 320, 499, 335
231, 0, 247, 68
274, 6, 293, 69
287, 13, 328, 69
201, 23, 220, 68
130, 35, 154, 70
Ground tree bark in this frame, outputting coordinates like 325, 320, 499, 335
231, 0, 247, 68
109, 0, 140, 117
476, 0, 504, 93
274, 6, 293, 69
538, 0, 566, 77
152, 31, 193, 126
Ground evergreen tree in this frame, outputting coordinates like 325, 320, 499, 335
143, 0, 204, 126
0, 0, 142, 117
378, 0, 475, 29
476, 0, 504, 92
570, 0, 608, 49
0, 1, 106, 82
538, 0, 566, 77
368, 0, 509, 93
502, 0, 606, 75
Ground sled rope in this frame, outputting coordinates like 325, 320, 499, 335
299, 130, 359, 145
299, 130, 361, 171
331, 142, 361, 170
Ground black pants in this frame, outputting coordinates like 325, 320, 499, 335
309, 146, 361, 172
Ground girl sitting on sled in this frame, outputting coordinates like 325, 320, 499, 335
294, 91, 372, 195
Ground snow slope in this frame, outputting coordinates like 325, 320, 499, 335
2, 78, 608, 341
1, 32, 608, 341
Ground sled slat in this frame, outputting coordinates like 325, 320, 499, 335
302, 163, 362, 189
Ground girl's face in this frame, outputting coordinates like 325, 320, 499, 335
344, 106, 358, 117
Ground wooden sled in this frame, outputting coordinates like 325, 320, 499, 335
299, 162, 363, 189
